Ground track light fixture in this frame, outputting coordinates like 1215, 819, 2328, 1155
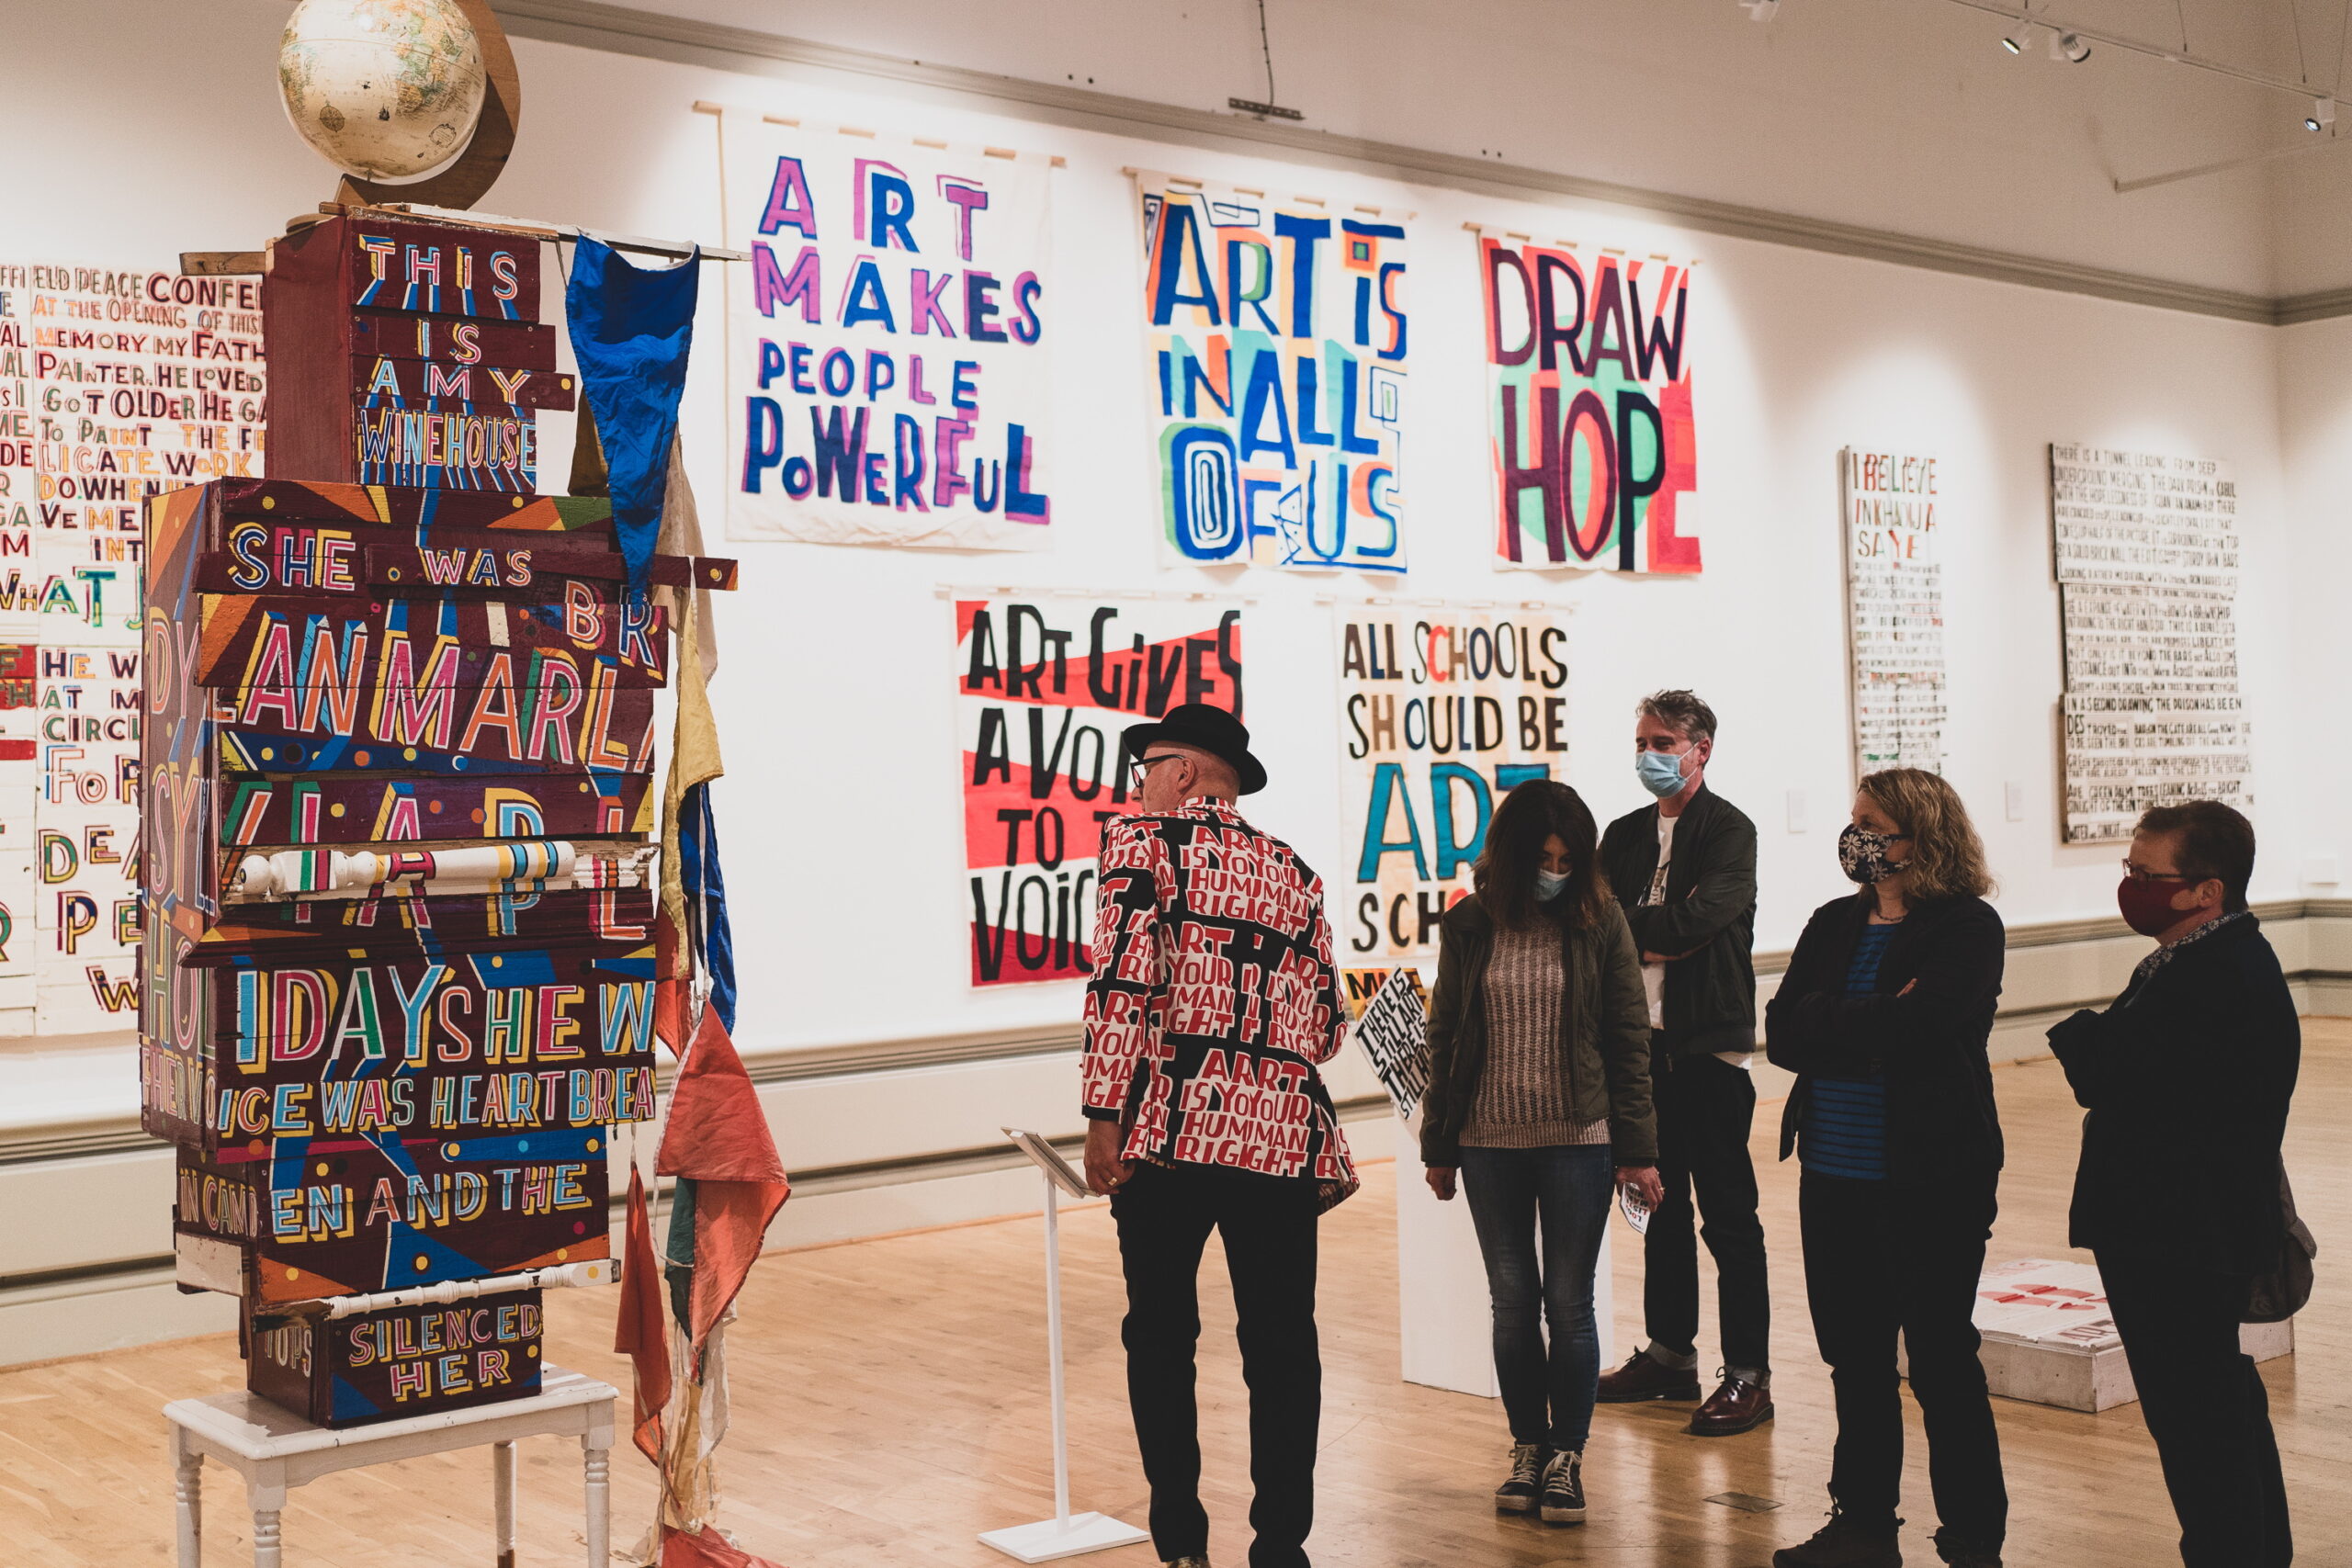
2002, 22, 2041, 55
2050, 30, 2090, 62
2307, 96, 2336, 131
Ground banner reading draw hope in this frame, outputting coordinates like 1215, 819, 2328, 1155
722, 109, 1055, 550
1337, 606, 1568, 964
1134, 173, 1408, 573
957, 596, 1244, 987
1476, 230, 1699, 573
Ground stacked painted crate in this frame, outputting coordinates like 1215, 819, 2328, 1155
138, 214, 732, 1427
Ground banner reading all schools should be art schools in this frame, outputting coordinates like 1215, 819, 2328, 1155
1134, 173, 1408, 574
1474, 227, 1699, 574
1336, 605, 1567, 965
721, 108, 1055, 550
956, 594, 1245, 987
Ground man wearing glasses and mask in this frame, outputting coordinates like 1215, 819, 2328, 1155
1080, 703, 1354, 1568
2049, 800, 2300, 1568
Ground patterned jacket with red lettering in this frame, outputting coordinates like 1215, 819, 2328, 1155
1081, 800, 1358, 1210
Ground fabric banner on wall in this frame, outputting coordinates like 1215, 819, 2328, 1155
1335, 604, 1568, 966
1841, 448, 1947, 776
956, 593, 1245, 987
1474, 227, 1699, 574
0, 260, 263, 1036
2049, 442, 2249, 844
720, 109, 1056, 550
1133, 172, 1408, 574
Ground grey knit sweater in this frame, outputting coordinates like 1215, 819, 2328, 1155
1459, 919, 1611, 1149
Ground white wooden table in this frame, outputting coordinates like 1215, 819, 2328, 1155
164, 1367, 616, 1567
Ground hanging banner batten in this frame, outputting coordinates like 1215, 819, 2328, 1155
1472, 224, 1700, 574
719, 107, 1057, 550
1334, 604, 1568, 966
1133, 172, 1410, 573
955, 594, 1244, 987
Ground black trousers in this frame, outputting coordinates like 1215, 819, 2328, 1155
2098, 1247, 2291, 1567
1645, 1052, 1771, 1371
1112, 1160, 1321, 1568
1799, 1170, 2007, 1546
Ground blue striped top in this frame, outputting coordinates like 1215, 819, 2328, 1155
1800, 921, 1898, 1180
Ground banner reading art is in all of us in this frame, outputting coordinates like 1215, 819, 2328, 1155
956, 594, 1244, 987
1336, 606, 1567, 965
1134, 173, 1408, 574
721, 108, 1055, 550
1475, 229, 1699, 573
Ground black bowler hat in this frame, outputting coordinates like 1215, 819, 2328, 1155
1122, 703, 1267, 795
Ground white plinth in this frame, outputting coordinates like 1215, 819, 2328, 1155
978, 1512, 1153, 1562
1391, 1120, 1615, 1397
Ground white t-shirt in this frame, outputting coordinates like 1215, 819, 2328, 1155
1637, 807, 1751, 1071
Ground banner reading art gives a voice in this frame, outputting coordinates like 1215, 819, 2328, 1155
722, 109, 1056, 550
956, 595, 1244, 987
1336, 606, 1567, 965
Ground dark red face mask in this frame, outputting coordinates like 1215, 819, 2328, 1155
2117, 875, 2190, 938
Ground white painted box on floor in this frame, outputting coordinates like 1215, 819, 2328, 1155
1905, 1258, 2292, 1414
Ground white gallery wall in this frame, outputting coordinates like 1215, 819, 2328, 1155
0, 0, 2345, 1359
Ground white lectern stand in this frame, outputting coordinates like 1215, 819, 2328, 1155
980, 1129, 1151, 1563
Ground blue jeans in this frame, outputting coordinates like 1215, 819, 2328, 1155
1458, 1143, 1612, 1450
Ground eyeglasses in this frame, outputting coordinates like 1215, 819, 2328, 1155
1128, 753, 1186, 787
2120, 859, 2192, 885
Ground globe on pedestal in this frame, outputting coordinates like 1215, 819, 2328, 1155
278, 0, 488, 182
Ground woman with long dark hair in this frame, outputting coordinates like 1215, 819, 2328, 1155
1421, 779, 1661, 1528
1766, 768, 2008, 1568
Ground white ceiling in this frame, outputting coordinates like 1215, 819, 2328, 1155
529, 0, 2352, 301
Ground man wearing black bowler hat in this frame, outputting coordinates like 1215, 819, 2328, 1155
1080, 702, 1355, 1568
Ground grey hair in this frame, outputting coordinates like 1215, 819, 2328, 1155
1637, 689, 1718, 746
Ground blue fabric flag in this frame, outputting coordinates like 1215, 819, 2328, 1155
565, 237, 698, 596
678, 782, 737, 1033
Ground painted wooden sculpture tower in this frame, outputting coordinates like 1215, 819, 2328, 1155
139, 213, 732, 1427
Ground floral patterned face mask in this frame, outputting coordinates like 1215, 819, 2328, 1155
1838, 824, 1911, 886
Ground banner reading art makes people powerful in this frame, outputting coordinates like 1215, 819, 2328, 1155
721, 109, 1056, 550
956, 595, 1243, 987
1336, 606, 1567, 965
1133, 173, 1409, 573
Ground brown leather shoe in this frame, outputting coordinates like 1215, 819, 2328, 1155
1595, 1348, 1702, 1404
1688, 1372, 1774, 1436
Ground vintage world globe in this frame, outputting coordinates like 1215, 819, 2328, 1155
278, 0, 487, 181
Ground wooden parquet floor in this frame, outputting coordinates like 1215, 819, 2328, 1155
6, 1022, 2348, 1567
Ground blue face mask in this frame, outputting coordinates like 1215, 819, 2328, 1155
1634, 749, 1689, 799
1534, 868, 1570, 902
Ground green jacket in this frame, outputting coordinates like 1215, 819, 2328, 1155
1419, 897, 1658, 1168
1600, 786, 1758, 1058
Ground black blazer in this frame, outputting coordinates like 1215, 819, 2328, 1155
1764, 892, 2006, 1186
1600, 786, 1758, 1058
2048, 915, 2299, 1275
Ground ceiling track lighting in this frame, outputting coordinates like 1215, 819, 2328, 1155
2002, 21, 2041, 54
2050, 29, 2090, 62
2307, 96, 2336, 131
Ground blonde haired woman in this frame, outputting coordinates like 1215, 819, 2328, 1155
1764, 770, 2007, 1568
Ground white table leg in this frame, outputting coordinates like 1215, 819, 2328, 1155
249, 1474, 288, 1568
172, 1429, 202, 1568
251, 1510, 282, 1568
492, 1439, 518, 1568
582, 1438, 610, 1566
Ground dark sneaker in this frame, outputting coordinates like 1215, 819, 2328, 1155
1494, 1441, 1546, 1513
1538, 1448, 1586, 1525
1931, 1528, 2001, 1568
1689, 1371, 1775, 1436
1773, 1509, 1902, 1567
1594, 1348, 1701, 1404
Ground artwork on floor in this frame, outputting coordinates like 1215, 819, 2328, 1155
719, 108, 1057, 551
1472, 227, 1699, 573
1334, 604, 1567, 965
139, 213, 735, 1427
955, 592, 1244, 987
2049, 442, 2249, 843
0, 259, 265, 1037
1132, 172, 1409, 573
1841, 448, 1947, 775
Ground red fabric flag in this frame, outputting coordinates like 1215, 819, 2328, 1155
654, 909, 694, 1056
613, 1169, 672, 1463
656, 1006, 791, 1351
659, 1525, 786, 1568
